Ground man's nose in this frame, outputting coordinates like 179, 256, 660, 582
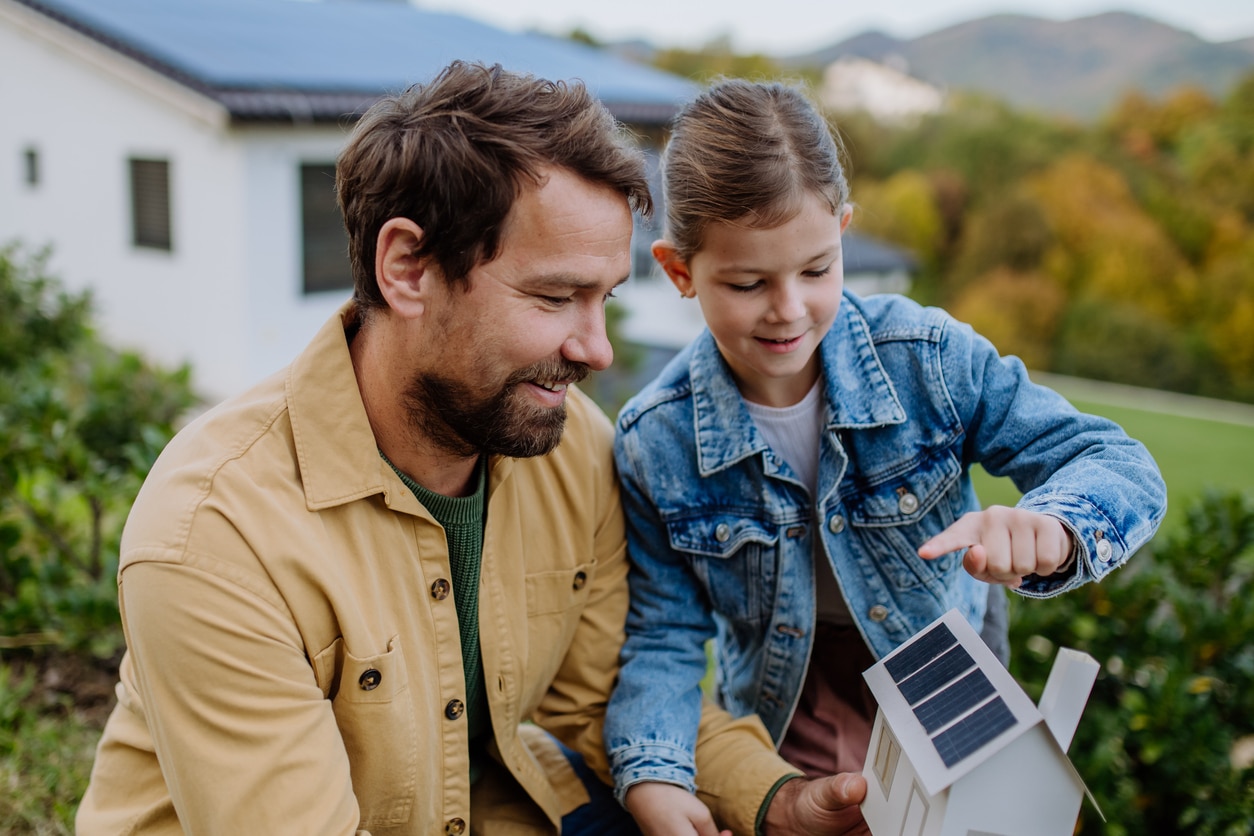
562, 306, 614, 372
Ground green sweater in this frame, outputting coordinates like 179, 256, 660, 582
383, 453, 489, 782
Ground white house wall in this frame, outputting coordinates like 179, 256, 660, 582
1, 1, 251, 399
236, 126, 355, 395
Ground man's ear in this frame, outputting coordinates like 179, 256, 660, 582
652, 240, 696, 298
376, 218, 434, 319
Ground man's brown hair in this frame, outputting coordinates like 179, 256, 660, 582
336, 60, 652, 310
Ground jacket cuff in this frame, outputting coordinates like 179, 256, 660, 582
609, 741, 697, 804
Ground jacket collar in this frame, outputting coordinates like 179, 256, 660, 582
285, 302, 515, 514
688, 293, 906, 475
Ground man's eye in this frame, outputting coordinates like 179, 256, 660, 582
543, 296, 571, 306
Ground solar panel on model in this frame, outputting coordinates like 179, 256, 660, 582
886, 620, 1017, 768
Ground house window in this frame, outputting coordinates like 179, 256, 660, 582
872, 723, 902, 794
300, 162, 352, 294
130, 158, 172, 251
23, 147, 39, 187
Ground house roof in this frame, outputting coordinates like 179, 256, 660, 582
15, 0, 697, 124
843, 230, 916, 274
863, 609, 1047, 796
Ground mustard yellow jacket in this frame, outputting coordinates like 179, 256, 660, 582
76, 306, 795, 836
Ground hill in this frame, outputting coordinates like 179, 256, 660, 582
781, 11, 1254, 119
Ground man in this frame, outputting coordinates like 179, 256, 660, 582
77, 61, 866, 835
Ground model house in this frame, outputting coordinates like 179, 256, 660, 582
861, 608, 1102, 836
0, 0, 694, 400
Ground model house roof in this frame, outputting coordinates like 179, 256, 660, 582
864, 609, 1085, 797
14, 0, 696, 123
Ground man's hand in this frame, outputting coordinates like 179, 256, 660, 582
917, 506, 1074, 588
623, 782, 731, 836
761, 773, 869, 835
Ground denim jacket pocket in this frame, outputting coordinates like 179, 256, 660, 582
666, 513, 778, 627
846, 452, 965, 590
314, 635, 417, 829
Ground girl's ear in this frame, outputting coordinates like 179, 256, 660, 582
840, 203, 853, 233
376, 218, 434, 319
652, 240, 696, 298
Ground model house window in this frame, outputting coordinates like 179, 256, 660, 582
130, 158, 172, 251
300, 162, 352, 294
23, 147, 39, 187
873, 723, 902, 794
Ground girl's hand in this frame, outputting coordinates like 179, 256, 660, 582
917, 506, 1074, 588
623, 782, 731, 836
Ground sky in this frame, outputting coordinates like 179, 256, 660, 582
420, 0, 1254, 55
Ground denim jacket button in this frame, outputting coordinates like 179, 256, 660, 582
714, 523, 731, 542
1096, 539, 1113, 561
868, 605, 890, 622
898, 492, 920, 515
828, 514, 846, 534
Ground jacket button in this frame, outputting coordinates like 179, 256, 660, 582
445, 698, 465, 720
714, 523, 731, 542
828, 514, 846, 534
445, 817, 466, 835
1096, 539, 1113, 562
868, 605, 889, 622
898, 492, 920, 514
431, 579, 451, 600
572, 570, 587, 590
358, 669, 382, 691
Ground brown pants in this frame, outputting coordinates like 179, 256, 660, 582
777, 623, 879, 778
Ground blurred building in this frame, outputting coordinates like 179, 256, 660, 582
819, 56, 945, 124
0, 0, 693, 398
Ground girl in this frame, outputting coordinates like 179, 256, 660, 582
604, 78, 1165, 835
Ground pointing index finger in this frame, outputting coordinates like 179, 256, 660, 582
917, 514, 982, 560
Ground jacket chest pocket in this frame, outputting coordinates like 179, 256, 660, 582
666, 513, 779, 628
845, 452, 966, 591
314, 636, 418, 829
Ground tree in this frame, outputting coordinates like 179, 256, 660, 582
0, 243, 198, 660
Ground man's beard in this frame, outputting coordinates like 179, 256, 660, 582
403, 358, 590, 459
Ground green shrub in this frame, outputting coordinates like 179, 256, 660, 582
0, 243, 198, 660
1010, 490, 1254, 834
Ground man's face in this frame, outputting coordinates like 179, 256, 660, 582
406, 166, 634, 458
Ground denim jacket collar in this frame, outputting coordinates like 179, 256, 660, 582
688, 294, 907, 476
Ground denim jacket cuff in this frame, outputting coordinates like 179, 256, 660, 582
1015, 496, 1124, 597
609, 741, 698, 804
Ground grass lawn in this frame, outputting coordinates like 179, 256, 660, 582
971, 374, 1254, 535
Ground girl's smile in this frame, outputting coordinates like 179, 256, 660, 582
656, 194, 853, 407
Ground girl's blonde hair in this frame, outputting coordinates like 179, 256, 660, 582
661, 78, 849, 259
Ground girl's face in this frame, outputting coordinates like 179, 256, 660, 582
655, 194, 852, 407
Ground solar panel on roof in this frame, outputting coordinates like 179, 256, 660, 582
931, 696, 1017, 767
885, 621, 956, 681
898, 644, 975, 704
913, 669, 997, 733
879, 617, 1022, 769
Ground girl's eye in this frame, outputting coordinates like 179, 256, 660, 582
802, 266, 832, 279
730, 281, 763, 293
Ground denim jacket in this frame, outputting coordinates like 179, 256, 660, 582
604, 291, 1165, 798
